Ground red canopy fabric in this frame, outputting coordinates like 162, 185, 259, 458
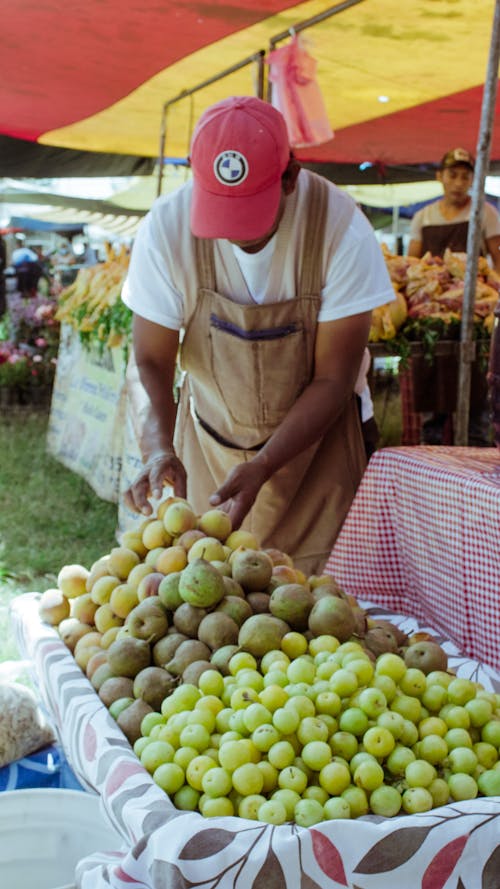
1, 0, 499, 176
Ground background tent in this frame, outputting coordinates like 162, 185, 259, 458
1, 0, 499, 181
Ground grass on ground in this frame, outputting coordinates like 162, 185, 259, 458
0, 408, 118, 662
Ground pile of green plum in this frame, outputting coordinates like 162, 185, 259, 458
131, 634, 500, 825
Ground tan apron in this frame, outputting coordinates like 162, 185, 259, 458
174, 174, 366, 575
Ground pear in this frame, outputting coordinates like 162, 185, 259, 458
182, 660, 220, 686
215, 596, 253, 626
166, 639, 212, 676
98, 676, 135, 707
90, 662, 115, 692
157, 572, 183, 611
231, 549, 273, 592
403, 640, 448, 674
152, 633, 188, 667
372, 618, 408, 647
107, 636, 151, 678
210, 644, 241, 675
173, 602, 210, 637
269, 583, 314, 631
363, 626, 399, 657
117, 699, 153, 746
308, 597, 356, 642
197, 612, 240, 650
222, 576, 245, 598
133, 666, 178, 710
246, 592, 271, 614
125, 597, 169, 643
238, 614, 290, 658
178, 558, 226, 608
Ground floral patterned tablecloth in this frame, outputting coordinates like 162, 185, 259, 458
11, 593, 500, 889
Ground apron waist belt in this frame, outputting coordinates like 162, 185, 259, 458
195, 410, 269, 452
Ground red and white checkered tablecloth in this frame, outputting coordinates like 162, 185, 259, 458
326, 446, 500, 671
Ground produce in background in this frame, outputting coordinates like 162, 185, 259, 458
369, 246, 500, 343
38, 499, 500, 824
55, 242, 131, 350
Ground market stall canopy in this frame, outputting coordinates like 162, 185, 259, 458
1, 0, 499, 181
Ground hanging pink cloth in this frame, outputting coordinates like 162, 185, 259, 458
267, 35, 334, 148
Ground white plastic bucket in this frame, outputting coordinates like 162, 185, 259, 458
0, 788, 123, 889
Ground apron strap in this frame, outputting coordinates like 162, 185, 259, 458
299, 174, 329, 296
194, 236, 216, 291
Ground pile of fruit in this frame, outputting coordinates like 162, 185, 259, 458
38, 499, 500, 826
369, 246, 500, 344
55, 243, 131, 350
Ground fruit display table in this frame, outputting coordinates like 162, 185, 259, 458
11, 593, 500, 889
326, 445, 500, 672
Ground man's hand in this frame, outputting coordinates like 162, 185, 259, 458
209, 459, 269, 529
124, 450, 187, 515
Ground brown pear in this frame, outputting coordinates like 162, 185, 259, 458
117, 699, 154, 745
197, 612, 240, 650
238, 614, 290, 657
107, 636, 151, 678
269, 583, 314, 631
133, 666, 177, 710
403, 641, 448, 674
98, 676, 135, 707
308, 597, 356, 642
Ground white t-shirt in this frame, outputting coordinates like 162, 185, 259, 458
122, 171, 394, 330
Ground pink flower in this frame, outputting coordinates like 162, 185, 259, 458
35, 337, 47, 347
33, 355, 43, 363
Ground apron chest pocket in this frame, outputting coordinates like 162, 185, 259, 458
209, 313, 310, 428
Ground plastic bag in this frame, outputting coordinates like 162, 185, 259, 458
267, 35, 334, 148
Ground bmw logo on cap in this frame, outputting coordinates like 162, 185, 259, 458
214, 150, 248, 186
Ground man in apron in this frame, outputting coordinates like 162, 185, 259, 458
408, 148, 500, 445
122, 96, 394, 575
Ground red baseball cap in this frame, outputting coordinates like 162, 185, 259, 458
189, 96, 291, 240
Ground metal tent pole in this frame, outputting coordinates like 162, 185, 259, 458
455, 0, 500, 444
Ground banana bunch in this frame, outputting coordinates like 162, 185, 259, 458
369, 288, 408, 343
56, 243, 130, 348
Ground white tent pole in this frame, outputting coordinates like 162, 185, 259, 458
455, 0, 500, 444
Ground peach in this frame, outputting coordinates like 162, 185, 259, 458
110, 583, 140, 619
94, 603, 123, 634
100, 625, 122, 649
120, 530, 148, 559
155, 545, 188, 574
176, 528, 206, 551
107, 546, 141, 581
85, 556, 111, 592
127, 562, 154, 592
57, 563, 90, 599
38, 588, 71, 626
70, 593, 98, 626
142, 519, 172, 550
187, 536, 226, 563
137, 572, 164, 602
90, 574, 121, 605
162, 502, 197, 537
197, 508, 232, 541
58, 618, 94, 652
225, 529, 260, 551
74, 643, 102, 673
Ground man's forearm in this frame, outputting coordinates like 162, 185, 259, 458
136, 360, 178, 461
252, 377, 356, 481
